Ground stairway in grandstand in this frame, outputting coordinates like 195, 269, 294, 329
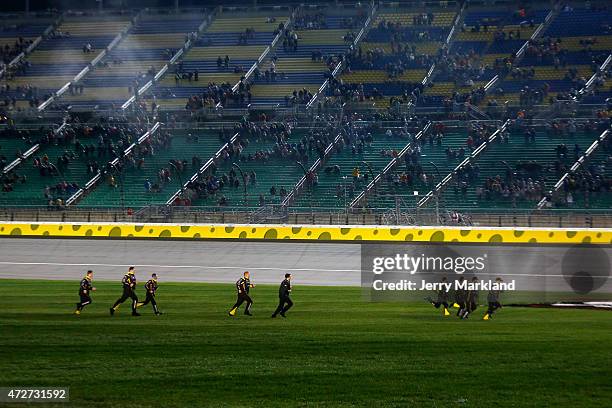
77, 130, 225, 208
1, 13, 129, 111
188, 128, 314, 208
423, 6, 549, 109
366, 130, 472, 210
568, 138, 612, 209
250, 10, 365, 107
350, 6, 458, 109
0, 127, 112, 206
290, 129, 418, 210
482, 7, 612, 109
148, 9, 288, 111
432, 128, 603, 210
60, 11, 207, 110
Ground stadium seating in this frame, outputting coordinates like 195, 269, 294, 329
0, 133, 32, 165
250, 13, 357, 107
570, 140, 612, 209
0, 16, 50, 65
7, 15, 130, 110
1, 16, 127, 108
421, 6, 549, 108
1, 3, 611, 219
0, 129, 84, 206
78, 130, 223, 208
488, 7, 612, 109
334, 8, 457, 107
436, 129, 601, 209
73, 11, 206, 109
366, 131, 470, 210
151, 11, 286, 110
188, 128, 328, 207
291, 130, 413, 210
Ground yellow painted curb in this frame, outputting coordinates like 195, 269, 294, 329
0, 222, 610, 244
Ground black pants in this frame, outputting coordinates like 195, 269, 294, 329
112, 288, 138, 312
455, 300, 466, 316
231, 293, 253, 313
140, 292, 159, 313
467, 300, 478, 313
433, 301, 449, 309
487, 301, 501, 315
76, 294, 91, 311
272, 295, 293, 316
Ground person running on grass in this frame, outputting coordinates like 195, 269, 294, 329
461, 276, 480, 319
271, 273, 293, 318
136, 273, 163, 316
229, 271, 255, 317
110, 267, 140, 317
425, 276, 451, 316
483, 277, 504, 320
74, 270, 96, 315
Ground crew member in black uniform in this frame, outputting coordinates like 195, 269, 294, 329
137, 273, 162, 315
110, 266, 140, 316
425, 276, 451, 316
483, 277, 503, 320
74, 270, 96, 315
271, 273, 293, 318
229, 271, 255, 316
454, 275, 468, 317
462, 276, 480, 319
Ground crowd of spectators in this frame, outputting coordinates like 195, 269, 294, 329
172, 117, 341, 207
0, 122, 146, 204
285, 88, 314, 107
553, 136, 611, 207
435, 50, 489, 87
0, 82, 42, 110
523, 37, 568, 67
293, 11, 366, 31
183, 81, 248, 111
0, 37, 33, 65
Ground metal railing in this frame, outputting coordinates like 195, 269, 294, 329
0, 12, 63, 80
350, 122, 433, 209
1, 205, 611, 228
417, 119, 511, 207
305, 1, 377, 109
121, 9, 217, 111
282, 104, 347, 207
228, 10, 296, 95
2, 120, 68, 174
38, 10, 143, 111
536, 129, 611, 209
65, 122, 162, 205
165, 131, 240, 205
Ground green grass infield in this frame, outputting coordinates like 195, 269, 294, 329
0, 279, 610, 407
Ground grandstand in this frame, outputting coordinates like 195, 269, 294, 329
0, 0, 609, 227
0, 3, 611, 406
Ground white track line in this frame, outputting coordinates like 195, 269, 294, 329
0, 262, 606, 279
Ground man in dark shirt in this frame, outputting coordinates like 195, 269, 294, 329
271, 273, 293, 318
461, 276, 479, 319
110, 266, 140, 316
229, 271, 255, 317
74, 270, 95, 315
425, 276, 451, 316
454, 276, 468, 317
137, 273, 162, 315
483, 277, 503, 320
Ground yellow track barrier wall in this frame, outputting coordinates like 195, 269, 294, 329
0, 222, 610, 244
